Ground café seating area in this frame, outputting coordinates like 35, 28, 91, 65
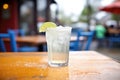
0, 30, 38, 52
106, 27, 120, 48
1, 28, 120, 52
0, 29, 96, 52
70, 28, 94, 51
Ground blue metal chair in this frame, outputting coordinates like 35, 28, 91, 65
12, 29, 25, 36
0, 30, 38, 52
0, 30, 17, 52
70, 28, 82, 51
79, 31, 94, 50
8, 29, 38, 52
109, 36, 120, 48
70, 30, 94, 51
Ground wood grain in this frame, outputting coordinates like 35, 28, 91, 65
0, 51, 120, 80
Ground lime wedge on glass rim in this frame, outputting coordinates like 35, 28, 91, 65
39, 22, 57, 32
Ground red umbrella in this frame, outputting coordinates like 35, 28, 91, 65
100, 1, 120, 14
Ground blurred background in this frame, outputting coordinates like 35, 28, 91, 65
0, 0, 120, 61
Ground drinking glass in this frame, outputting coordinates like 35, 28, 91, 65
46, 27, 72, 67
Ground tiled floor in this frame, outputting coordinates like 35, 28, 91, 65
91, 40, 120, 63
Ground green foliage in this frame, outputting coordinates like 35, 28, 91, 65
79, 5, 95, 23
111, 14, 120, 27
81, 5, 94, 16
111, 14, 119, 21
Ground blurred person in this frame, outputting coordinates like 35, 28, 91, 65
108, 25, 120, 37
108, 25, 115, 36
95, 23, 106, 48
104, 23, 110, 46
104, 23, 109, 38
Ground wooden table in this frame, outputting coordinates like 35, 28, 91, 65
108, 28, 120, 34
4, 35, 84, 45
4, 35, 84, 51
0, 51, 120, 80
13, 35, 83, 44
4, 35, 46, 45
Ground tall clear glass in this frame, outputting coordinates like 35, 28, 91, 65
46, 27, 72, 67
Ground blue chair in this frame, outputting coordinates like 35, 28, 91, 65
0, 30, 17, 52
79, 31, 94, 50
12, 29, 25, 36
70, 30, 94, 51
8, 29, 38, 52
0, 30, 38, 52
70, 28, 82, 51
109, 36, 120, 48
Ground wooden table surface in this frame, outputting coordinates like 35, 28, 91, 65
0, 51, 120, 80
4, 35, 46, 45
4, 35, 84, 45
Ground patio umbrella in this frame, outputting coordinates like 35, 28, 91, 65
99, 1, 120, 27
99, 1, 120, 14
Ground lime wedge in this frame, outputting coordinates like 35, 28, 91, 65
39, 22, 57, 32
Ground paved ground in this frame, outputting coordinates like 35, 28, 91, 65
90, 40, 120, 63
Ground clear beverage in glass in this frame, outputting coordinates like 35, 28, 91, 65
46, 26, 72, 67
